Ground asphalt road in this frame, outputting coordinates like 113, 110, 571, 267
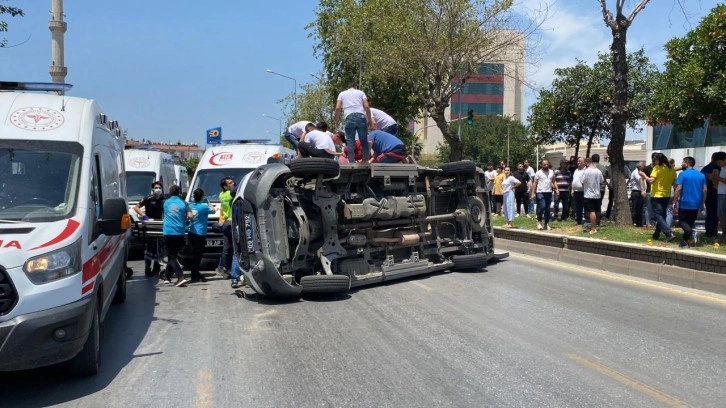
1, 254, 725, 408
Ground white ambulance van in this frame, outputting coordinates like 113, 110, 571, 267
0, 82, 130, 375
173, 163, 189, 197
124, 148, 176, 221
182, 139, 294, 263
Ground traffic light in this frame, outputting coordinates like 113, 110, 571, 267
467, 109, 474, 125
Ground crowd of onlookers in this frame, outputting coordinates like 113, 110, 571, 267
484, 151, 726, 248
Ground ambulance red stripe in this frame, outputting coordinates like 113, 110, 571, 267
29, 219, 81, 250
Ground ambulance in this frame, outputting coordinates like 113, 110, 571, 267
0, 82, 130, 375
173, 163, 189, 196
182, 139, 294, 264
124, 147, 175, 220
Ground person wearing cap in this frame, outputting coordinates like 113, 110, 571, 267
367, 130, 407, 163
333, 81, 373, 163
298, 122, 340, 159
370, 107, 398, 135
284, 120, 315, 149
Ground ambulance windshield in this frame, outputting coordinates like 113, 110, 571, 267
0, 142, 82, 222
190, 168, 253, 202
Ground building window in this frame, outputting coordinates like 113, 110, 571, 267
477, 63, 505, 75
450, 103, 503, 116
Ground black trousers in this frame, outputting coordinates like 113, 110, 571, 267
705, 190, 719, 237
187, 233, 206, 279
218, 223, 233, 270
630, 190, 644, 226
163, 235, 186, 281
554, 191, 570, 220
515, 191, 529, 214
678, 209, 699, 242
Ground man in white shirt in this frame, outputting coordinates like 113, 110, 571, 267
629, 161, 646, 226
582, 157, 604, 234
571, 157, 586, 225
284, 120, 314, 149
530, 159, 558, 230
297, 122, 339, 159
370, 107, 398, 135
523, 159, 536, 213
483, 163, 497, 212
333, 82, 373, 163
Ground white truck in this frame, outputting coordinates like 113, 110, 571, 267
0, 81, 130, 375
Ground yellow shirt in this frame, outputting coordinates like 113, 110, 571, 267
650, 164, 676, 198
493, 172, 505, 195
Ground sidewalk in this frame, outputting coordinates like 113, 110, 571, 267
493, 226, 726, 295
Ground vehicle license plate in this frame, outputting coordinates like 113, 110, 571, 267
206, 239, 223, 247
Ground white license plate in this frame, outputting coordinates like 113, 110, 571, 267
206, 240, 223, 247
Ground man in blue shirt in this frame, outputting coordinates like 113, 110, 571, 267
188, 188, 214, 283
674, 156, 707, 247
162, 185, 192, 286
368, 130, 407, 163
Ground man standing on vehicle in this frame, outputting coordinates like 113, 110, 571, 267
216, 177, 235, 277
367, 130, 407, 163
673, 156, 707, 247
283, 120, 315, 149
133, 181, 165, 276
333, 82, 373, 163
162, 185, 192, 287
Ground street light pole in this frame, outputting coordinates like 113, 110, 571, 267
266, 69, 297, 118
262, 114, 282, 136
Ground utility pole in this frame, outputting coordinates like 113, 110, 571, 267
49, 0, 67, 83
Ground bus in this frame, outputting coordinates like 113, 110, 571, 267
647, 120, 726, 169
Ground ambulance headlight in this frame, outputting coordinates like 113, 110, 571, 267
24, 240, 82, 284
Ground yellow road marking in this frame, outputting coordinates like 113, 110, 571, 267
509, 253, 726, 306
565, 353, 691, 407
195, 369, 214, 408
411, 281, 433, 291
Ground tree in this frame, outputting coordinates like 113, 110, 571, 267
310, 0, 545, 161
0, 2, 23, 47
646, 4, 726, 129
437, 114, 535, 165
598, 0, 653, 226
529, 50, 657, 158
182, 157, 199, 177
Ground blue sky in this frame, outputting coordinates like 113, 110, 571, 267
0, 0, 721, 145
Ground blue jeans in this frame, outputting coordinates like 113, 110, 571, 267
381, 123, 398, 135
345, 113, 369, 162
652, 197, 673, 237
645, 192, 654, 226
572, 191, 584, 224
231, 253, 240, 281
536, 192, 553, 225
283, 131, 299, 149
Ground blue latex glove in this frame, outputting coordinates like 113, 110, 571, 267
141, 215, 149, 221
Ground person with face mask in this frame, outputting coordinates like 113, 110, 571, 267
134, 181, 166, 276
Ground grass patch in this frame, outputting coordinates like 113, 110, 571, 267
492, 214, 724, 254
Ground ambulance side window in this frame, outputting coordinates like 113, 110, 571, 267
90, 155, 102, 241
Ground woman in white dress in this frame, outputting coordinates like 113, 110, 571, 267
501, 167, 522, 228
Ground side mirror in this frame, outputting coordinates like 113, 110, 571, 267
98, 197, 129, 236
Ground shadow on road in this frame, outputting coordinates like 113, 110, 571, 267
0, 273, 157, 406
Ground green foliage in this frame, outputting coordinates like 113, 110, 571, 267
0, 3, 24, 47
309, 0, 528, 161
528, 50, 657, 155
646, 4, 726, 129
437, 114, 535, 165
182, 157, 200, 177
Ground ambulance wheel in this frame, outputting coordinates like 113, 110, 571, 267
113, 268, 127, 305
69, 306, 100, 376
452, 253, 488, 271
441, 161, 476, 176
289, 158, 339, 178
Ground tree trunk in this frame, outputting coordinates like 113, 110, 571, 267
573, 142, 580, 160
585, 132, 596, 158
430, 108, 463, 161
608, 15, 631, 226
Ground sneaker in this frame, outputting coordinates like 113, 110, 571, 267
231, 279, 240, 289
525, 214, 531, 218
678, 241, 688, 248
652, 233, 661, 240
545, 224, 552, 231
189, 276, 207, 283
163, 279, 171, 285
589, 229, 598, 235
515, 213, 520, 218
175, 278, 189, 287
693, 231, 699, 245
537, 223, 543, 230
666, 233, 676, 243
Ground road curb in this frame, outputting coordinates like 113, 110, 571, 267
494, 228, 726, 295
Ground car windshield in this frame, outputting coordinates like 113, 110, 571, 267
126, 171, 156, 202
0, 141, 83, 222
191, 168, 253, 202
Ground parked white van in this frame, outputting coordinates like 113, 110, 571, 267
182, 139, 294, 263
0, 82, 130, 375
173, 163, 189, 196
124, 148, 175, 220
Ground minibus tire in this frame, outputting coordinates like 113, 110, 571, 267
69, 306, 100, 376
113, 268, 126, 304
